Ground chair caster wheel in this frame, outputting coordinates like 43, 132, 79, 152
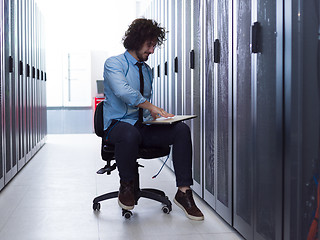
162, 206, 171, 214
93, 202, 101, 211
122, 209, 133, 219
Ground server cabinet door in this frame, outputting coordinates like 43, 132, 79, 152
35, 3, 40, 149
203, 0, 215, 207
164, 0, 176, 171
233, 0, 253, 238
284, 0, 320, 239
234, 0, 283, 239
254, 0, 283, 239
0, 0, 4, 190
183, 1, 192, 118
17, 0, 26, 170
168, 0, 175, 116
159, 0, 165, 110
25, 0, 32, 161
11, 0, 18, 177
4, 0, 14, 183
174, 0, 183, 115
31, 0, 36, 153
214, 0, 233, 224
162, 0, 168, 112
191, 0, 203, 195
203, 0, 233, 224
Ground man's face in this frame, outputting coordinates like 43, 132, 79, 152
135, 40, 157, 62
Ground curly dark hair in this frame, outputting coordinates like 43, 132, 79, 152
122, 18, 166, 51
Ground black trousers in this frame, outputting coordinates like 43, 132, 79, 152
105, 120, 193, 187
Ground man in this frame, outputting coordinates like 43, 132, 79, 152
103, 18, 204, 221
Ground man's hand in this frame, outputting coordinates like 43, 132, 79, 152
137, 101, 174, 120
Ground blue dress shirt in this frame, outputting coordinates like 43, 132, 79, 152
103, 51, 153, 130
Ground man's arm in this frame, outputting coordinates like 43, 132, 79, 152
137, 100, 174, 120
104, 57, 146, 107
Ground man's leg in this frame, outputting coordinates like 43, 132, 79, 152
136, 122, 204, 220
137, 122, 193, 187
106, 121, 142, 210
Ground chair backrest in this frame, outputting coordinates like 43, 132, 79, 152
94, 101, 105, 138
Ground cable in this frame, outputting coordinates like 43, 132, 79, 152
152, 154, 170, 179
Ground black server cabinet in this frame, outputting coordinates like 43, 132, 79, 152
168, 0, 175, 116
12, 0, 18, 178
163, 0, 168, 114
0, 0, 4, 191
0, 0, 46, 192
233, 0, 253, 237
254, 1, 283, 239
191, 0, 203, 196
215, 0, 233, 224
183, 0, 193, 193
284, 0, 320, 239
165, 0, 175, 171
31, 0, 36, 154
31, 0, 36, 153
4, 0, 15, 184
233, 0, 283, 239
174, 0, 183, 115
25, 0, 32, 162
203, 0, 233, 224
183, 1, 192, 118
17, 0, 26, 171
152, 0, 159, 108
203, 0, 215, 207
40, 12, 45, 146
35, 3, 40, 151
21, 0, 27, 160
158, 0, 165, 110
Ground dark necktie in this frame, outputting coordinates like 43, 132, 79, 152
136, 62, 144, 123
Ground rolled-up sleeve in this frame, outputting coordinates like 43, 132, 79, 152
104, 58, 146, 107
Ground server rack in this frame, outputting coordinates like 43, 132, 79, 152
182, 0, 200, 195
233, 0, 283, 239
284, 0, 320, 239
143, 1, 319, 239
203, 0, 234, 224
0, 0, 46, 191
17, 0, 25, 171
190, 0, 203, 197
0, 0, 4, 191
174, 0, 183, 115
4, 0, 15, 184
233, 0, 253, 237
165, 0, 176, 170
25, 0, 32, 162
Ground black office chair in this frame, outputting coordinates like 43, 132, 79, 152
92, 101, 172, 219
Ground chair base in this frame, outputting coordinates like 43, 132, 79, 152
92, 188, 172, 218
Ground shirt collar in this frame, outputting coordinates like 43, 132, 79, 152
125, 50, 144, 66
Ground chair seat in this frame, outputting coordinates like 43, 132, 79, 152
102, 140, 170, 160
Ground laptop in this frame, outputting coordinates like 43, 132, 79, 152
143, 115, 197, 125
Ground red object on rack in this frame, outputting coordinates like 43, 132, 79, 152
94, 97, 104, 111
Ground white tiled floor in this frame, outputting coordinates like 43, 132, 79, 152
0, 134, 244, 240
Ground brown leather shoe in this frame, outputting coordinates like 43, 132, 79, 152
174, 189, 204, 221
118, 180, 135, 210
